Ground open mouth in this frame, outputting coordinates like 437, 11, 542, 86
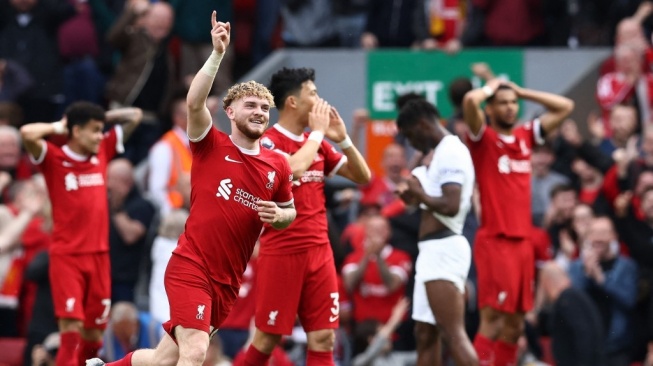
250, 118, 265, 125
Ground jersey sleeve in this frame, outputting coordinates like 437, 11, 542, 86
272, 156, 294, 206
322, 140, 347, 177
389, 252, 412, 283
189, 125, 218, 159
465, 122, 488, 144
522, 119, 545, 147
29, 140, 49, 166
429, 142, 467, 186
101, 125, 124, 161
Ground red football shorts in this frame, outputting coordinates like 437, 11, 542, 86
162, 254, 238, 339
255, 244, 339, 335
473, 231, 534, 313
49, 253, 111, 329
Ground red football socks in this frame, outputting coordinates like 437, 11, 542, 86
106, 351, 134, 366
473, 334, 495, 366
78, 339, 103, 366
494, 340, 518, 366
306, 350, 334, 366
242, 345, 272, 366
56, 331, 81, 366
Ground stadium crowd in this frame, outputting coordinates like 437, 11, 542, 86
2, 0, 653, 366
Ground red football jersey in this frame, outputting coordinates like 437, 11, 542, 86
258, 124, 346, 254
221, 257, 257, 330
173, 127, 294, 288
466, 121, 543, 238
342, 246, 412, 323
33, 126, 122, 255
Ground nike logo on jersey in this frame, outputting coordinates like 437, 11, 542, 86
63, 161, 74, 167
225, 155, 242, 163
329, 315, 339, 322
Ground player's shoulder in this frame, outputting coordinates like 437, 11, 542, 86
259, 145, 290, 167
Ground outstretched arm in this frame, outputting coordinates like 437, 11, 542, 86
327, 107, 371, 184
187, 11, 230, 140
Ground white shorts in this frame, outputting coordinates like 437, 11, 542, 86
412, 235, 471, 325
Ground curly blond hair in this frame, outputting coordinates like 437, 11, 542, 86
222, 80, 275, 110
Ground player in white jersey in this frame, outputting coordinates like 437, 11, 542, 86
395, 99, 478, 366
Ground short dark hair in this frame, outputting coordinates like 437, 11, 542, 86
396, 99, 441, 131
395, 92, 424, 110
449, 77, 473, 108
487, 84, 515, 103
269, 67, 315, 110
550, 183, 576, 199
64, 102, 105, 138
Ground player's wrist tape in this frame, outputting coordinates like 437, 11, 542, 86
308, 131, 324, 144
338, 135, 353, 149
482, 85, 494, 98
200, 50, 224, 77
52, 121, 65, 134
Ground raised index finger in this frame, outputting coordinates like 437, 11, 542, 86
211, 10, 217, 28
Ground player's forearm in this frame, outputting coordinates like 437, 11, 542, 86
187, 51, 222, 112
418, 192, 459, 217
341, 146, 371, 184
106, 107, 143, 140
270, 207, 296, 230
20, 122, 62, 142
344, 261, 370, 293
520, 89, 574, 129
288, 139, 322, 179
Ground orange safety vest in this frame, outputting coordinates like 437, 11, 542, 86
161, 130, 192, 209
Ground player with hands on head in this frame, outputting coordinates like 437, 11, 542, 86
87, 11, 296, 366
462, 77, 574, 366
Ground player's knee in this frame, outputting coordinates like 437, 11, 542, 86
307, 329, 335, 351
80, 328, 103, 342
58, 319, 83, 333
414, 323, 437, 350
179, 343, 208, 365
253, 330, 282, 354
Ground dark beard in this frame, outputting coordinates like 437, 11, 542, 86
495, 119, 514, 130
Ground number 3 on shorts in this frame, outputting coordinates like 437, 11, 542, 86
329, 292, 339, 322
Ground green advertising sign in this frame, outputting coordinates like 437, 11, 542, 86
367, 50, 523, 120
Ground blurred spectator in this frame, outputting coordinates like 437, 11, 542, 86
469, 0, 545, 46
600, 12, 653, 76
219, 245, 259, 360
539, 262, 606, 366
333, 0, 369, 47
596, 105, 639, 156
23, 251, 57, 366
0, 101, 24, 127
446, 77, 473, 140
170, 0, 233, 95
555, 203, 594, 270
351, 298, 415, 366
0, 58, 33, 103
148, 209, 188, 324
251, 0, 281, 66
532, 144, 570, 227
0, 0, 76, 122
413, 0, 464, 53
106, 0, 175, 164
280, 0, 340, 47
30, 332, 60, 366
614, 188, 653, 365
596, 43, 653, 134
107, 158, 156, 303
570, 157, 610, 214
203, 336, 232, 366
147, 94, 191, 217
569, 217, 638, 366
359, 143, 407, 209
0, 179, 46, 337
101, 301, 162, 362
58, 0, 105, 110
543, 184, 578, 254
0, 125, 35, 185
342, 215, 412, 325
361, 0, 417, 49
